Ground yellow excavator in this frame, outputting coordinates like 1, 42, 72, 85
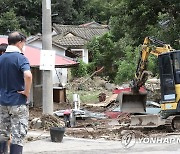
117, 36, 180, 131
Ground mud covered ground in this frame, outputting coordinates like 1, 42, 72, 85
29, 102, 178, 141
29, 77, 177, 141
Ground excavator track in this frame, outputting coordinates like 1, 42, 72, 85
165, 115, 180, 131
164, 116, 175, 132
129, 114, 180, 132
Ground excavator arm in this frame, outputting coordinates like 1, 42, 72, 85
117, 37, 174, 113
131, 36, 174, 92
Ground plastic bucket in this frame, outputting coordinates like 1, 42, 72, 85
50, 127, 65, 142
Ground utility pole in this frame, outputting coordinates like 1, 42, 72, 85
42, 0, 53, 114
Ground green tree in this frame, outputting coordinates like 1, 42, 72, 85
51, 0, 77, 24
0, 0, 41, 34
115, 46, 139, 84
110, 0, 162, 44
87, 32, 137, 81
88, 32, 116, 80
114, 45, 158, 84
72, 0, 89, 24
110, 0, 180, 47
0, 10, 21, 34
90, 0, 180, 83
83, 0, 113, 24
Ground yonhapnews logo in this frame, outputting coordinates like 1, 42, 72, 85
121, 131, 180, 149
121, 131, 136, 148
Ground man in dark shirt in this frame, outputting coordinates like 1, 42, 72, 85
0, 43, 8, 56
0, 32, 32, 154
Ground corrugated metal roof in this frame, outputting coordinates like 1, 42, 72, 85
0, 37, 78, 68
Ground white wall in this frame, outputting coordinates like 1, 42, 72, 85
28, 40, 65, 56
83, 49, 89, 64
53, 68, 67, 87
29, 40, 42, 48
52, 46, 65, 56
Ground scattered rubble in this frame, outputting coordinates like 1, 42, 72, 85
145, 78, 161, 102
105, 82, 116, 91
29, 76, 178, 141
30, 114, 65, 130
67, 76, 108, 91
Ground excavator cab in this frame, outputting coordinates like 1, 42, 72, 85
159, 50, 180, 117
159, 52, 176, 102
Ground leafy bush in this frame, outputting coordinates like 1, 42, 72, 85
71, 59, 87, 78
147, 54, 159, 76
86, 62, 96, 75
115, 45, 159, 84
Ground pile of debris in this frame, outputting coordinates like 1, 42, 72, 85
67, 76, 116, 91
30, 114, 65, 130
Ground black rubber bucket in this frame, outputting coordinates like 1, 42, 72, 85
50, 127, 65, 142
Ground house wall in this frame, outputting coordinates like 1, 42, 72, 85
53, 68, 67, 87
28, 40, 89, 87
28, 41, 65, 56
30, 67, 43, 107
84, 49, 89, 64
28, 40, 42, 48
28, 40, 89, 64
52, 46, 65, 56
30, 67, 68, 107
28, 41, 68, 86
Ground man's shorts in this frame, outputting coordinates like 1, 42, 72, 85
0, 105, 29, 146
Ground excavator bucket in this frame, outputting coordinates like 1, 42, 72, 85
116, 91, 147, 113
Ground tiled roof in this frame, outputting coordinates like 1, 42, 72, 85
79, 21, 109, 28
26, 22, 109, 48
53, 24, 109, 41
52, 34, 88, 47
26, 34, 67, 50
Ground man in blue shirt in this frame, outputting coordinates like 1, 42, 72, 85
0, 32, 32, 154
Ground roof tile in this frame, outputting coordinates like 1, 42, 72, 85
53, 24, 109, 46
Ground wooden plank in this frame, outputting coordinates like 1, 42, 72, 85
86, 94, 118, 107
